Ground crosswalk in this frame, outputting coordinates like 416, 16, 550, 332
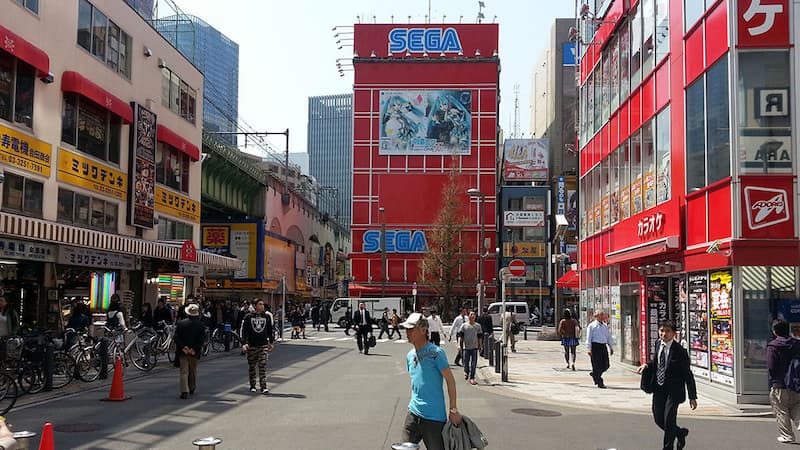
283, 335, 408, 344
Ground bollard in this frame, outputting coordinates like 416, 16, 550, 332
12, 431, 37, 450
42, 342, 54, 392
494, 341, 502, 373
98, 338, 109, 380
524, 325, 528, 340
487, 335, 494, 367
391, 443, 420, 450
501, 343, 509, 382
192, 437, 223, 450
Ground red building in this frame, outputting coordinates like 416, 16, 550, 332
578, 0, 794, 404
349, 24, 499, 309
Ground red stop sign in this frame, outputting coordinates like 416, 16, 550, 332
508, 259, 526, 277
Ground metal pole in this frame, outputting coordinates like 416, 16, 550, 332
478, 194, 485, 313
283, 129, 290, 196
380, 207, 386, 298
281, 274, 286, 340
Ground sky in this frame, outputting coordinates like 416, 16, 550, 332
173, 0, 575, 159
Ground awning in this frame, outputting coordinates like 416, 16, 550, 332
157, 124, 200, 161
61, 71, 132, 123
604, 235, 680, 264
0, 24, 49, 76
556, 269, 580, 289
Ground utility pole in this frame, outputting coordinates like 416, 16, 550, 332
380, 207, 386, 298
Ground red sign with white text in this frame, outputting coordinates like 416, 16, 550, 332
737, 0, 790, 48
609, 199, 681, 253
740, 176, 795, 238
353, 23, 498, 58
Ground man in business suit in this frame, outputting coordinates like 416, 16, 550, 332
353, 302, 373, 355
638, 320, 698, 450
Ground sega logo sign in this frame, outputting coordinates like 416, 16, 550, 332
388, 27, 463, 53
362, 230, 428, 253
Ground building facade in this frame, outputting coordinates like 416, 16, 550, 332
577, 0, 796, 404
349, 24, 499, 310
0, 0, 237, 329
155, 15, 239, 146
308, 94, 353, 230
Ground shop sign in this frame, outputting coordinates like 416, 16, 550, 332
737, 0, 789, 48
509, 287, 550, 296
741, 176, 794, 238
128, 102, 156, 228
636, 212, 664, 238
180, 240, 197, 262
504, 210, 545, 227
503, 242, 545, 258
362, 230, 428, 253
179, 262, 204, 276
0, 124, 51, 177
155, 186, 200, 223
57, 148, 127, 200
0, 238, 55, 262
388, 27, 462, 53
556, 176, 566, 215
58, 245, 135, 270
503, 139, 549, 181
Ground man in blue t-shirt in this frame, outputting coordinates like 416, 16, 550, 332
399, 312, 462, 450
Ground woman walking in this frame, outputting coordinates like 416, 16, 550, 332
558, 309, 580, 370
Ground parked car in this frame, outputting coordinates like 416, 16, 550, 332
487, 302, 531, 327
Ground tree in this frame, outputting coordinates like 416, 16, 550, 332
419, 169, 469, 318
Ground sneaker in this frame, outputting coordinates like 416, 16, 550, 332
250, 387, 257, 393
469, 379, 478, 385
180, 392, 188, 399
261, 387, 269, 395
777, 436, 794, 444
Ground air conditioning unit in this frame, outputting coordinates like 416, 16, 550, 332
281, 193, 290, 205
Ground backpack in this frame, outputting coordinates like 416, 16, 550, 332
785, 356, 800, 392
106, 311, 120, 329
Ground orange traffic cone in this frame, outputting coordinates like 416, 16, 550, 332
103, 357, 130, 401
38, 422, 53, 450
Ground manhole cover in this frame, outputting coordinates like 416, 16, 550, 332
53, 423, 101, 433
511, 408, 562, 417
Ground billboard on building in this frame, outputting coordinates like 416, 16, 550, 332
379, 90, 472, 155
503, 139, 549, 181
201, 222, 260, 279
128, 103, 156, 228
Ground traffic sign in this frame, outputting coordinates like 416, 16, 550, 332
508, 259, 526, 277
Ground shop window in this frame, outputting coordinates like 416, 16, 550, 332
77, 0, 131, 78
630, 3, 642, 90
61, 93, 122, 164
630, 132, 643, 215
0, 51, 36, 128
642, 120, 656, 209
655, 106, 671, 204
161, 68, 196, 124
155, 142, 190, 193
641, 0, 655, 75
654, 0, 669, 63
737, 51, 791, 174
57, 188, 118, 232
2, 172, 42, 216
619, 141, 630, 220
14, 0, 38, 14
685, 56, 730, 192
158, 217, 193, 241
742, 266, 796, 371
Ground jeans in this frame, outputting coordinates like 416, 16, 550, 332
463, 348, 478, 380
402, 412, 445, 450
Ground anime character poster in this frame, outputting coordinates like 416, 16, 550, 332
503, 139, 550, 181
379, 90, 472, 155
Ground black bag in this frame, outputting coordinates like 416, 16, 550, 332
511, 323, 521, 335
106, 312, 120, 329
368, 335, 376, 348
640, 364, 655, 393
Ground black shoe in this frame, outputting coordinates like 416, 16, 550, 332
180, 392, 189, 399
189, 389, 195, 395
597, 384, 607, 389
677, 428, 688, 450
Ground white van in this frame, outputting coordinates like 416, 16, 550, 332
487, 302, 530, 327
329, 297, 403, 327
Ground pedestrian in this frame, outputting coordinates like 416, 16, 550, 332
390, 308, 401, 339
449, 307, 468, 365
501, 307, 517, 353
558, 309, 580, 371
241, 298, 275, 395
353, 302, 373, 355
0, 297, 18, 339
106, 295, 127, 332
66, 301, 90, 334
153, 297, 173, 325
297, 305, 308, 339
460, 311, 483, 385
378, 307, 391, 339
586, 310, 614, 388
398, 312, 461, 450
275, 304, 284, 339
174, 303, 205, 399
428, 310, 445, 346
476, 307, 493, 358
637, 320, 697, 449
310, 303, 320, 331
139, 303, 154, 329
344, 306, 354, 336
319, 302, 331, 332
766, 319, 800, 444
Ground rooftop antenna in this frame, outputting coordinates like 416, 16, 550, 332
428, 0, 432, 23
459, 15, 463, 23
372, 15, 377, 24
391, 15, 394, 23
513, 83, 521, 138
477, 1, 485, 23
443, 14, 447, 22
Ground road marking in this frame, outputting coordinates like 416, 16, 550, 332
336, 337, 352, 341
316, 337, 335, 341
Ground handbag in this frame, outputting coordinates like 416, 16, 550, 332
575, 323, 582, 338
368, 335, 377, 348
510, 323, 520, 335
640, 364, 655, 393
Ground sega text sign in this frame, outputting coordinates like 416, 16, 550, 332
362, 230, 429, 253
389, 27, 462, 53
741, 176, 795, 238
353, 24, 498, 61
737, 0, 790, 48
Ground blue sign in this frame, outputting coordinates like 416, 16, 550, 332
562, 42, 577, 66
389, 28, 463, 53
363, 230, 429, 253
556, 176, 566, 215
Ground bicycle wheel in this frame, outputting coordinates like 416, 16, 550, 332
0, 372, 18, 415
76, 346, 101, 382
201, 332, 210, 357
167, 339, 176, 362
18, 364, 43, 395
51, 352, 76, 389
210, 329, 224, 352
130, 343, 156, 372
230, 332, 241, 349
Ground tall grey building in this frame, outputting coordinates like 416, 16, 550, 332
307, 94, 352, 230
155, 15, 239, 146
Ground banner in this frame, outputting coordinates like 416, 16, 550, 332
0, 124, 51, 177
379, 90, 472, 155
201, 223, 258, 279
155, 186, 200, 223
128, 103, 156, 228
503, 139, 549, 181
503, 211, 545, 227
57, 148, 127, 200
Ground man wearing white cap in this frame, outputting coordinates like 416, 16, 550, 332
399, 312, 461, 450
175, 303, 205, 399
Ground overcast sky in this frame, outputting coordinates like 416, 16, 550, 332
174, 0, 575, 159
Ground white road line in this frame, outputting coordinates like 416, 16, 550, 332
336, 337, 352, 341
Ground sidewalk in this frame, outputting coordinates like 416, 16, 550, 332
475, 336, 768, 418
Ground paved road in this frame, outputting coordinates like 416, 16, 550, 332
3, 329, 792, 449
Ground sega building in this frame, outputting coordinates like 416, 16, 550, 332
349, 24, 498, 306
577, 0, 797, 404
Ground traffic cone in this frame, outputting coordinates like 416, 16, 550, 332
38, 422, 53, 450
103, 357, 130, 401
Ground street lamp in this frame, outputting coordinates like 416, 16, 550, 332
467, 188, 487, 312
379, 207, 386, 298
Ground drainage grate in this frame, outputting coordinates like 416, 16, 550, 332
511, 408, 562, 417
53, 423, 101, 433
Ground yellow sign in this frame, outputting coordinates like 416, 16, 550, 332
57, 148, 127, 199
512, 287, 551, 296
296, 278, 308, 291
202, 226, 229, 248
201, 222, 258, 279
155, 186, 200, 223
503, 242, 545, 258
0, 124, 51, 177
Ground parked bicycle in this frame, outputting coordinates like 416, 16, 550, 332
210, 324, 241, 352
104, 323, 157, 373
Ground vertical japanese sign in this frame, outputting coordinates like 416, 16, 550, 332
710, 270, 734, 385
671, 276, 688, 347
688, 273, 709, 375
556, 176, 566, 216
128, 103, 156, 228
647, 278, 669, 360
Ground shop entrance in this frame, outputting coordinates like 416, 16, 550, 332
620, 283, 640, 365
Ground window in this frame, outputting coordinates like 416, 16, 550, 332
610, 36, 620, 112
642, 120, 655, 209
14, 0, 38, 14
62, 93, 122, 164
619, 141, 630, 220
619, 22, 630, 101
641, 0, 655, 75
630, 132, 643, 215
586, 73, 595, 136
593, 166, 601, 232
630, 4, 642, 89
77, 0, 132, 78
0, 51, 36, 128
686, 56, 730, 191
161, 68, 196, 124
57, 188, 118, 232
684, 0, 706, 31
602, 51, 610, 122
155, 142, 191, 193
655, 0, 670, 63
601, 158, 609, 228
594, 66, 602, 132
158, 218, 193, 240
610, 148, 620, 224
3, 172, 42, 216
656, 106, 671, 204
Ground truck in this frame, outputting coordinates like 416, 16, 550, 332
329, 297, 403, 327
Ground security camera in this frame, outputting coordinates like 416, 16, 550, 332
580, 3, 592, 19
0, 172, 5, 184
40, 72, 54, 84
706, 240, 721, 254
568, 27, 580, 42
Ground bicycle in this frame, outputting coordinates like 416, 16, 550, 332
105, 323, 157, 373
64, 330, 101, 382
210, 324, 241, 352
152, 321, 177, 363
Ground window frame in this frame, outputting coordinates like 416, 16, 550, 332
14, 0, 38, 14
57, 187, 118, 232
158, 217, 193, 240
2, 172, 43, 217
76, 0, 132, 79
61, 93, 122, 165
161, 68, 197, 124
0, 51, 35, 128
